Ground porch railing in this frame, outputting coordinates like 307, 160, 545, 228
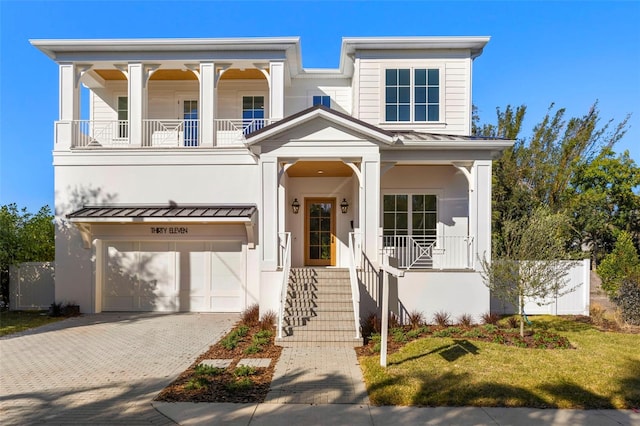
348, 232, 361, 340
381, 235, 474, 270
71, 120, 130, 148
143, 119, 199, 147
215, 119, 274, 146
67, 118, 276, 148
277, 232, 292, 339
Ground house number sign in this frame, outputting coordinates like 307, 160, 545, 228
150, 226, 189, 235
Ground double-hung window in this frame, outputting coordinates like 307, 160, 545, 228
385, 68, 440, 122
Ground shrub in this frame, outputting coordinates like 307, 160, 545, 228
481, 312, 500, 325
361, 312, 381, 338
220, 334, 240, 350
391, 327, 407, 343
456, 313, 474, 327
243, 344, 262, 354
406, 326, 430, 339
194, 364, 224, 376
407, 310, 425, 329
241, 304, 260, 327
597, 231, 640, 299
482, 324, 498, 334
462, 328, 485, 339
389, 312, 401, 328
612, 278, 640, 325
226, 377, 253, 391
236, 325, 250, 337
184, 376, 209, 390
234, 365, 257, 377
259, 310, 277, 330
506, 316, 519, 329
433, 310, 451, 327
590, 303, 607, 326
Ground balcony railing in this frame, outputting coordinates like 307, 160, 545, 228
71, 120, 130, 148
381, 235, 474, 270
67, 118, 275, 148
215, 119, 274, 146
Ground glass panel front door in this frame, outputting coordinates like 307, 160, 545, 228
305, 198, 336, 266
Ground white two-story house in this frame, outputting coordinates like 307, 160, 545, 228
33, 36, 511, 342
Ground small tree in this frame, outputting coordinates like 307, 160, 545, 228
481, 208, 578, 336
597, 231, 640, 299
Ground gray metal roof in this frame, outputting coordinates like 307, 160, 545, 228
67, 204, 257, 220
395, 131, 506, 143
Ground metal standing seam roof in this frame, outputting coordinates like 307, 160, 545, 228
67, 205, 257, 220
394, 131, 509, 142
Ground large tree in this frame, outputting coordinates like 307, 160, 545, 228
473, 102, 634, 259
0, 204, 55, 306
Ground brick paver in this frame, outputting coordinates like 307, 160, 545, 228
264, 345, 369, 405
0, 312, 237, 425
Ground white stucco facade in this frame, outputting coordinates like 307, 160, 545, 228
34, 36, 512, 323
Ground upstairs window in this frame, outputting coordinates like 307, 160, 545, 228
312, 95, 331, 108
242, 96, 265, 134
385, 68, 440, 122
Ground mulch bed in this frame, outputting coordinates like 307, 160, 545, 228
155, 323, 282, 403
356, 322, 574, 357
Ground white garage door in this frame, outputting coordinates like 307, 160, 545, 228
103, 240, 244, 312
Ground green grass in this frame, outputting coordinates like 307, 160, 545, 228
359, 316, 640, 408
0, 310, 65, 337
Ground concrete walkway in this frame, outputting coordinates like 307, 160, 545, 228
0, 312, 237, 425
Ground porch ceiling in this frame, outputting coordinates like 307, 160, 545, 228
286, 161, 354, 177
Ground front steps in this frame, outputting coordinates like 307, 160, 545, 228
277, 268, 362, 347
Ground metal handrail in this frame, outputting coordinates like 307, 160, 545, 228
348, 232, 362, 340
277, 232, 292, 339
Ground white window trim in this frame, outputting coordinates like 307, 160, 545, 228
379, 65, 446, 126
239, 92, 269, 119
307, 90, 334, 108
381, 189, 444, 238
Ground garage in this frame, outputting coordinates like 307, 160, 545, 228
103, 240, 245, 312
67, 205, 257, 313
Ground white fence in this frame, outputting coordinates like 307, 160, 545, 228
491, 259, 591, 316
9, 262, 55, 310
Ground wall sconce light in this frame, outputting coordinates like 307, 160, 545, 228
340, 198, 349, 214
291, 198, 300, 214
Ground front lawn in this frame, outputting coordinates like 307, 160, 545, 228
359, 316, 640, 409
0, 310, 65, 337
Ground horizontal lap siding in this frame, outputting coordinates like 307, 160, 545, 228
217, 80, 269, 119
286, 78, 352, 116
355, 58, 472, 135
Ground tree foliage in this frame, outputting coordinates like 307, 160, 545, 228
596, 231, 640, 299
0, 204, 55, 306
480, 208, 577, 336
474, 102, 637, 263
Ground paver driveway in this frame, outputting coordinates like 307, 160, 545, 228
0, 312, 237, 425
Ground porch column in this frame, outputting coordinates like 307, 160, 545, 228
269, 61, 285, 120
362, 155, 381, 263
57, 63, 80, 151
473, 160, 492, 269
128, 63, 145, 147
199, 62, 215, 147
261, 158, 279, 270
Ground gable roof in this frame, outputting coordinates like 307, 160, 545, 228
245, 105, 396, 145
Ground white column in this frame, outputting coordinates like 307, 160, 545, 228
362, 155, 381, 263
199, 62, 215, 147
474, 160, 492, 268
57, 63, 80, 151
269, 61, 285, 120
261, 158, 279, 270
59, 63, 80, 121
128, 63, 144, 147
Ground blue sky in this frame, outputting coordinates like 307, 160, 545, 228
1, 0, 639, 213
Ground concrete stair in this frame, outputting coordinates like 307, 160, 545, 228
277, 268, 362, 347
